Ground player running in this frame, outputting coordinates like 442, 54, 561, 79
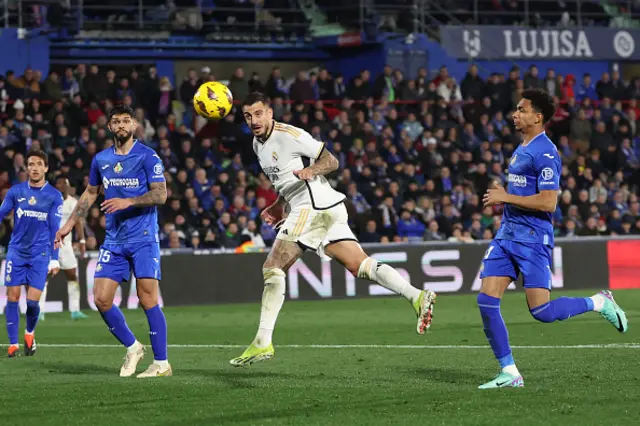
0, 149, 63, 357
39, 176, 88, 321
55, 105, 171, 378
230, 92, 437, 367
478, 88, 628, 389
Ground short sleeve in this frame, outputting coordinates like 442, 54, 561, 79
89, 157, 101, 187
293, 130, 326, 161
535, 150, 561, 191
143, 151, 166, 184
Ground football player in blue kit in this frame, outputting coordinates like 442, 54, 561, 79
478, 88, 628, 389
55, 105, 171, 378
0, 149, 63, 357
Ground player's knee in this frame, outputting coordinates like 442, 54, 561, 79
94, 294, 113, 312
262, 268, 286, 286
530, 303, 555, 323
6, 288, 20, 303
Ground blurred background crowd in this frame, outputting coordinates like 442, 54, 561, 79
2, 60, 640, 253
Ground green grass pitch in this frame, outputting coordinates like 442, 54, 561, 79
0, 290, 638, 425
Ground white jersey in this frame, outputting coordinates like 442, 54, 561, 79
253, 121, 345, 209
61, 196, 78, 246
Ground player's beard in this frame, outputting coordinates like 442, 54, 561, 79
28, 174, 44, 185
114, 130, 133, 145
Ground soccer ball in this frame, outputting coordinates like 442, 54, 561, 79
193, 81, 234, 120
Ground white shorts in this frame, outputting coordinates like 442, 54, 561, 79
58, 244, 78, 270
276, 202, 358, 260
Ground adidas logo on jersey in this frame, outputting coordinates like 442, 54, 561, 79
16, 208, 48, 221
508, 174, 528, 187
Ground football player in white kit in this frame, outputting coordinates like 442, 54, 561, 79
230, 92, 437, 366
40, 176, 88, 320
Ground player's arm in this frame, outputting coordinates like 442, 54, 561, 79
484, 152, 559, 213
503, 189, 558, 213
56, 158, 102, 247
0, 188, 15, 220
48, 194, 63, 263
292, 132, 339, 180
74, 216, 86, 257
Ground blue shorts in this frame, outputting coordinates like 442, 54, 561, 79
94, 242, 162, 283
3, 254, 48, 291
479, 239, 552, 289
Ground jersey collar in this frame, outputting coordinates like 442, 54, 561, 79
258, 121, 275, 144
28, 181, 47, 191
113, 139, 138, 156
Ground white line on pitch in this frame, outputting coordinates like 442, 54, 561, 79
35, 343, 640, 349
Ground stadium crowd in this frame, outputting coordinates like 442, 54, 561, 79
1, 62, 640, 253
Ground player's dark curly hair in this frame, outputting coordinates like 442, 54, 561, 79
108, 104, 135, 122
522, 88, 556, 123
26, 148, 48, 167
242, 92, 270, 108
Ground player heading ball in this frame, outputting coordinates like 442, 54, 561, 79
229, 92, 437, 367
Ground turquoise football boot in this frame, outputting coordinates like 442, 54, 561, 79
478, 371, 524, 389
598, 290, 628, 333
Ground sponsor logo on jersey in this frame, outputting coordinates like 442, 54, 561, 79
17, 198, 26, 202
508, 174, 527, 187
510, 154, 517, 165
102, 177, 140, 190
28, 196, 37, 205
263, 166, 281, 183
16, 207, 48, 221
113, 162, 124, 174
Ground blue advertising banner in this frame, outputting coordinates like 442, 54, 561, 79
440, 26, 638, 60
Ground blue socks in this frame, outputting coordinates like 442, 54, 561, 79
477, 293, 514, 368
144, 305, 168, 361
530, 297, 593, 323
99, 305, 136, 348
25, 300, 40, 333
5, 301, 19, 345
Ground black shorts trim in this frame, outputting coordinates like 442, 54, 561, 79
296, 241, 316, 252
325, 238, 359, 248
303, 180, 346, 210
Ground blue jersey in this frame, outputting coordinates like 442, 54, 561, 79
89, 141, 166, 245
0, 182, 63, 260
496, 131, 561, 247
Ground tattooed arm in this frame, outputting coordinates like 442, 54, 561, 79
55, 184, 100, 248
100, 182, 167, 214
293, 148, 339, 181
307, 149, 339, 177
129, 182, 168, 208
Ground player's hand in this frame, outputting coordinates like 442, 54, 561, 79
101, 198, 133, 214
48, 260, 60, 277
293, 168, 315, 181
261, 202, 284, 226
54, 223, 73, 249
483, 181, 509, 207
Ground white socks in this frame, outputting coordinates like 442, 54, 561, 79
502, 364, 520, 377
590, 294, 605, 312
68, 280, 81, 313
357, 258, 421, 303
254, 268, 286, 348
39, 283, 48, 306
127, 341, 141, 353
40, 280, 82, 313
